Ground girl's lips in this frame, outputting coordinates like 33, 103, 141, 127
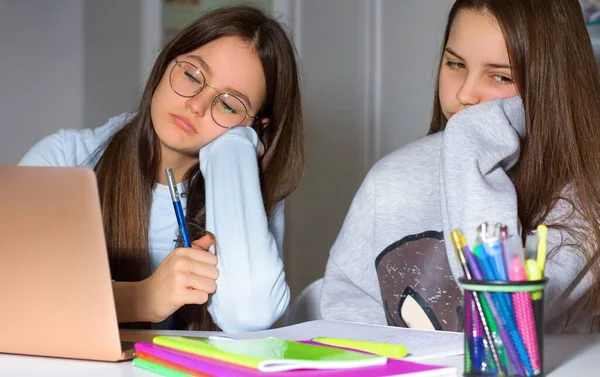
170, 114, 197, 134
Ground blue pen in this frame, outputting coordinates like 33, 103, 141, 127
478, 223, 507, 280
472, 244, 497, 280
483, 237, 508, 281
478, 240, 516, 316
166, 168, 191, 247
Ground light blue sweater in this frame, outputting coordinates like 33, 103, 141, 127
19, 114, 289, 333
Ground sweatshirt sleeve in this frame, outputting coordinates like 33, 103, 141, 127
320, 167, 388, 325
440, 96, 594, 332
200, 127, 289, 333
440, 96, 524, 255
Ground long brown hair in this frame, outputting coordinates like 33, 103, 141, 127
93, 5, 304, 330
429, 0, 600, 312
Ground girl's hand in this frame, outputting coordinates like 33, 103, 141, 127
139, 233, 219, 323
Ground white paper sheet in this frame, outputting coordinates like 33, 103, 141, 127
226, 320, 464, 361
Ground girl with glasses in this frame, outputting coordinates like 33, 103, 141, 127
19, 5, 304, 332
321, 0, 600, 333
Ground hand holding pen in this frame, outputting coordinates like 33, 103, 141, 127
133, 170, 220, 323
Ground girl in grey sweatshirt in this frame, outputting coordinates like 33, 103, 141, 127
320, 98, 594, 333
321, 0, 600, 333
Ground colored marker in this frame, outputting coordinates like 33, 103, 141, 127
484, 237, 508, 281
536, 225, 548, 273
506, 236, 541, 375
312, 337, 407, 359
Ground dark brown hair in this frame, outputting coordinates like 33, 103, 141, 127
93, 4, 304, 330
429, 0, 600, 311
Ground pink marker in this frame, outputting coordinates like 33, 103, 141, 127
506, 236, 541, 374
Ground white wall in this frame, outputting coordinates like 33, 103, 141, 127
0, 0, 84, 164
379, 0, 453, 156
83, 0, 143, 129
0, 0, 153, 164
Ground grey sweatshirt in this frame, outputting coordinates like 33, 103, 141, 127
320, 96, 597, 333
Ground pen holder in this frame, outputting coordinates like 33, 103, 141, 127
458, 278, 547, 377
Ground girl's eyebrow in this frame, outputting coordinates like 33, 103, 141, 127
444, 47, 511, 69
484, 62, 511, 69
186, 54, 213, 76
444, 47, 464, 61
223, 88, 253, 110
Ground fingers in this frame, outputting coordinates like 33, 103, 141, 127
148, 246, 219, 319
180, 273, 217, 295
184, 249, 217, 267
181, 288, 210, 306
172, 252, 218, 275
188, 261, 219, 280
175, 257, 219, 280
192, 232, 216, 250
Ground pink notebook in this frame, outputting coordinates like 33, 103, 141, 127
134, 342, 455, 377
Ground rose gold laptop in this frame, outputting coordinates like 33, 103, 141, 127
0, 166, 135, 361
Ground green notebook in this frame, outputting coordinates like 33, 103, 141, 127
153, 336, 388, 372
133, 358, 189, 377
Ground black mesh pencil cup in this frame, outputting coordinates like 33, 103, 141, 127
459, 278, 547, 377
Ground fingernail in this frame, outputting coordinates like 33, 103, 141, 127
205, 231, 216, 242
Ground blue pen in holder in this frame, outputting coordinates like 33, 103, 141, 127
459, 278, 547, 377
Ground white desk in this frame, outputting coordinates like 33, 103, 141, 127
2, 333, 600, 376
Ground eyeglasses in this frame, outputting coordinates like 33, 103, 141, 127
169, 58, 258, 129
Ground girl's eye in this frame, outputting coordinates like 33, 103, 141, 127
218, 99, 237, 114
445, 60, 465, 70
184, 71, 202, 84
491, 74, 513, 84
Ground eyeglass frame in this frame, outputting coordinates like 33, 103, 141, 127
169, 58, 259, 129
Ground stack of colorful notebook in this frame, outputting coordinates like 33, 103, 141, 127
133, 336, 456, 376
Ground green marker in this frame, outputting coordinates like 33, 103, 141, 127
312, 337, 407, 359
133, 358, 189, 377
478, 291, 507, 367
